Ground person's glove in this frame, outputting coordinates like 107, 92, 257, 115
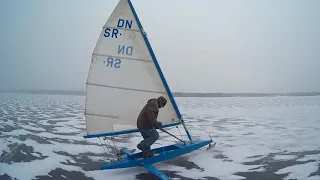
154, 121, 162, 129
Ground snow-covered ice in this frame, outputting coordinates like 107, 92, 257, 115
0, 93, 319, 180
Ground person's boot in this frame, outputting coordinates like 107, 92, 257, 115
142, 149, 152, 158
137, 144, 153, 158
142, 152, 153, 158
143, 146, 153, 158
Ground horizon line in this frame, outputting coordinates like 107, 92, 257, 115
1, 88, 320, 95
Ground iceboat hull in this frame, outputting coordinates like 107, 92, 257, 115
101, 139, 213, 169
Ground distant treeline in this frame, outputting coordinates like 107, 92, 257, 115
1, 89, 320, 97
173, 92, 320, 97
0, 89, 85, 96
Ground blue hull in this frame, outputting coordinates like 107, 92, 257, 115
101, 139, 213, 170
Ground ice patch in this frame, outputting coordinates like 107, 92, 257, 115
88, 156, 105, 161
30, 152, 41, 158
184, 150, 260, 179
29, 138, 103, 155
0, 157, 81, 180
20, 150, 27, 155
248, 166, 265, 172
37, 132, 83, 141
68, 159, 76, 163
52, 126, 80, 134
1, 109, 8, 115
39, 120, 52, 126
0, 136, 103, 180
297, 154, 320, 162
40, 114, 51, 118
4, 129, 33, 136
23, 124, 46, 132
275, 161, 319, 180
273, 154, 297, 160
85, 168, 142, 180
3, 119, 14, 126
0, 139, 8, 152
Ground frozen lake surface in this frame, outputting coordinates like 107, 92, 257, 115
0, 93, 319, 180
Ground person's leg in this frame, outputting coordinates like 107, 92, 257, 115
141, 128, 159, 148
137, 129, 150, 153
140, 129, 148, 139
137, 128, 159, 156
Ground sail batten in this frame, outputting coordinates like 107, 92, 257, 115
84, 0, 181, 137
91, 54, 153, 63
86, 83, 166, 94
84, 113, 119, 119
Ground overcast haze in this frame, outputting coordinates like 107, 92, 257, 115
1, 0, 320, 93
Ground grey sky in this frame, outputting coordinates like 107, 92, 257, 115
1, 0, 319, 93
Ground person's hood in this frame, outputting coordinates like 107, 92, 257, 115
147, 98, 157, 103
157, 96, 167, 107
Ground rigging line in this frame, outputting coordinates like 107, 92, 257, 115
104, 138, 114, 154
99, 138, 116, 163
93, 122, 119, 161
177, 126, 184, 141
101, 138, 109, 153
159, 124, 187, 138
110, 137, 120, 156
94, 123, 117, 161
102, 137, 119, 162
158, 131, 188, 137
98, 137, 109, 156
104, 138, 121, 160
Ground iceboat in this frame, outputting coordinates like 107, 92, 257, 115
83, 1, 215, 179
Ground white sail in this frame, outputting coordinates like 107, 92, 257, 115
84, 0, 181, 137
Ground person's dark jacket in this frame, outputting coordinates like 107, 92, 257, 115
137, 98, 159, 130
